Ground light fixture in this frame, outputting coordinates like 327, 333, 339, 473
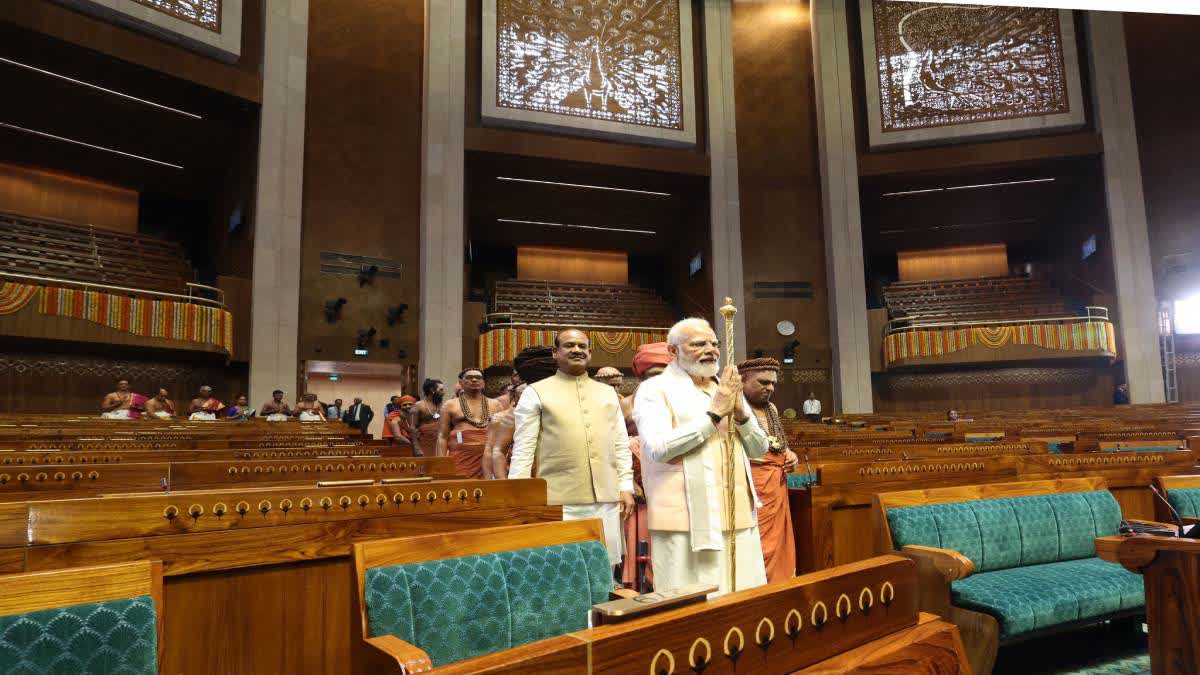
497, 218, 655, 235
496, 176, 670, 197
0, 122, 183, 169
881, 177, 1055, 197
0, 56, 202, 119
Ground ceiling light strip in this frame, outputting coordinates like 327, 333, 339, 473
0, 122, 184, 170
880, 187, 944, 197
497, 218, 655, 235
0, 56, 202, 120
496, 176, 670, 197
944, 178, 1056, 191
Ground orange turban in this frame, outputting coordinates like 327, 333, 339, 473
398, 395, 417, 404
632, 342, 671, 377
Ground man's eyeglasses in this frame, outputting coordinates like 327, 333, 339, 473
462, 375, 484, 381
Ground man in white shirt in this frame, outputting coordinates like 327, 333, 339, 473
633, 317, 769, 596
803, 392, 821, 423
509, 329, 635, 568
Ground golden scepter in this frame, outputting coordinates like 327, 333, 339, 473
718, 296, 738, 593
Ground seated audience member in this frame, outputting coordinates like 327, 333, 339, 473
326, 398, 343, 420
946, 408, 974, 423
261, 390, 292, 420
143, 389, 176, 419
384, 395, 401, 416
188, 386, 225, 420
226, 395, 256, 420
483, 383, 526, 479
296, 393, 326, 421
594, 367, 624, 394
342, 397, 373, 434
803, 392, 821, 423
382, 396, 417, 447
1113, 383, 1130, 405
101, 379, 135, 418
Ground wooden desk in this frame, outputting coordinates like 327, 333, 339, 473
1096, 535, 1200, 674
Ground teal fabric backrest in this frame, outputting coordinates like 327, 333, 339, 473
1100, 445, 1181, 453
1167, 487, 1200, 519
887, 490, 1121, 572
786, 473, 817, 489
364, 540, 612, 666
0, 595, 157, 675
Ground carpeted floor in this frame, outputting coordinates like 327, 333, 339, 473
994, 618, 1150, 675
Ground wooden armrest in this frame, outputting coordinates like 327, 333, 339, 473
366, 635, 433, 674
901, 545, 975, 581
610, 588, 640, 600
1183, 517, 1200, 527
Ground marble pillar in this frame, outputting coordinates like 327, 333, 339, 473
419, 0, 467, 383
249, 0, 308, 407
1088, 11, 1165, 403
812, 0, 873, 413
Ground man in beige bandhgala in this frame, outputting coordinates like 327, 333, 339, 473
632, 317, 769, 596
509, 329, 634, 568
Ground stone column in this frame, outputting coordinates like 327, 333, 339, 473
418, 0, 467, 383
811, 0, 872, 413
1088, 12, 1165, 403
704, 0, 748, 361
249, 0, 308, 406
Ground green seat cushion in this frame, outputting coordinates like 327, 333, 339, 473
887, 490, 1121, 572
1101, 445, 1180, 452
952, 558, 1144, 639
0, 596, 157, 675
365, 540, 611, 666
786, 473, 817, 489
1167, 487, 1200, 519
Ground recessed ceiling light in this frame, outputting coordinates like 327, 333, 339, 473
496, 176, 670, 197
497, 218, 655, 235
0, 122, 184, 169
0, 56, 202, 120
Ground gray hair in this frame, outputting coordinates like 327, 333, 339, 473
667, 317, 715, 347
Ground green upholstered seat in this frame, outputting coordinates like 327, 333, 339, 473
1101, 445, 1180, 453
1167, 487, 1200, 519
0, 596, 158, 675
888, 489, 1143, 640
951, 557, 1144, 639
786, 473, 817, 489
364, 540, 612, 666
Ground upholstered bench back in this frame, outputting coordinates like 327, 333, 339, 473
1167, 487, 1200, 519
363, 539, 612, 666
0, 596, 158, 674
887, 489, 1121, 573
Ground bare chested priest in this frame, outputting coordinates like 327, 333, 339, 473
100, 379, 134, 418
411, 379, 444, 456
435, 368, 503, 478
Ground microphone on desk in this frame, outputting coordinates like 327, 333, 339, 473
1148, 484, 1200, 538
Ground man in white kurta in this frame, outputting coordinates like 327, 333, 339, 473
633, 318, 769, 596
510, 329, 635, 568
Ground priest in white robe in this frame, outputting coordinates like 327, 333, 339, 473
632, 317, 769, 596
510, 329, 635, 568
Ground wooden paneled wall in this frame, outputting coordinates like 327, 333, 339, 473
516, 246, 628, 284
897, 243, 1008, 282
299, 0, 423, 366
732, 1, 831, 370
0, 349, 245, 414
872, 363, 1116, 413
0, 163, 137, 232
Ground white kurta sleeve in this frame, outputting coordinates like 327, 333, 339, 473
507, 387, 542, 480
609, 390, 633, 493
735, 396, 769, 460
633, 382, 717, 465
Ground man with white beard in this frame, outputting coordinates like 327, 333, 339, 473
632, 317, 769, 596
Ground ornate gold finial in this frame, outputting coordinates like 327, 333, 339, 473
719, 296, 737, 319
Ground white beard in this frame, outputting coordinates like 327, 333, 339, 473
679, 354, 719, 379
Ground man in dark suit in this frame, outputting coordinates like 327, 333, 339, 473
342, 397, 374, 434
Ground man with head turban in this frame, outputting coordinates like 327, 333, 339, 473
383, 395, 418, 448
620, 342, 671, 589
485, 346, 557, 479
738, 358, 799, 583
594, 367, 624, 394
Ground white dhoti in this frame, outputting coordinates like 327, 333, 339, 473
563, 502, 623, 568
650, 526, 767, 597
101, 410, 132, 419
188, 412, 216, 421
